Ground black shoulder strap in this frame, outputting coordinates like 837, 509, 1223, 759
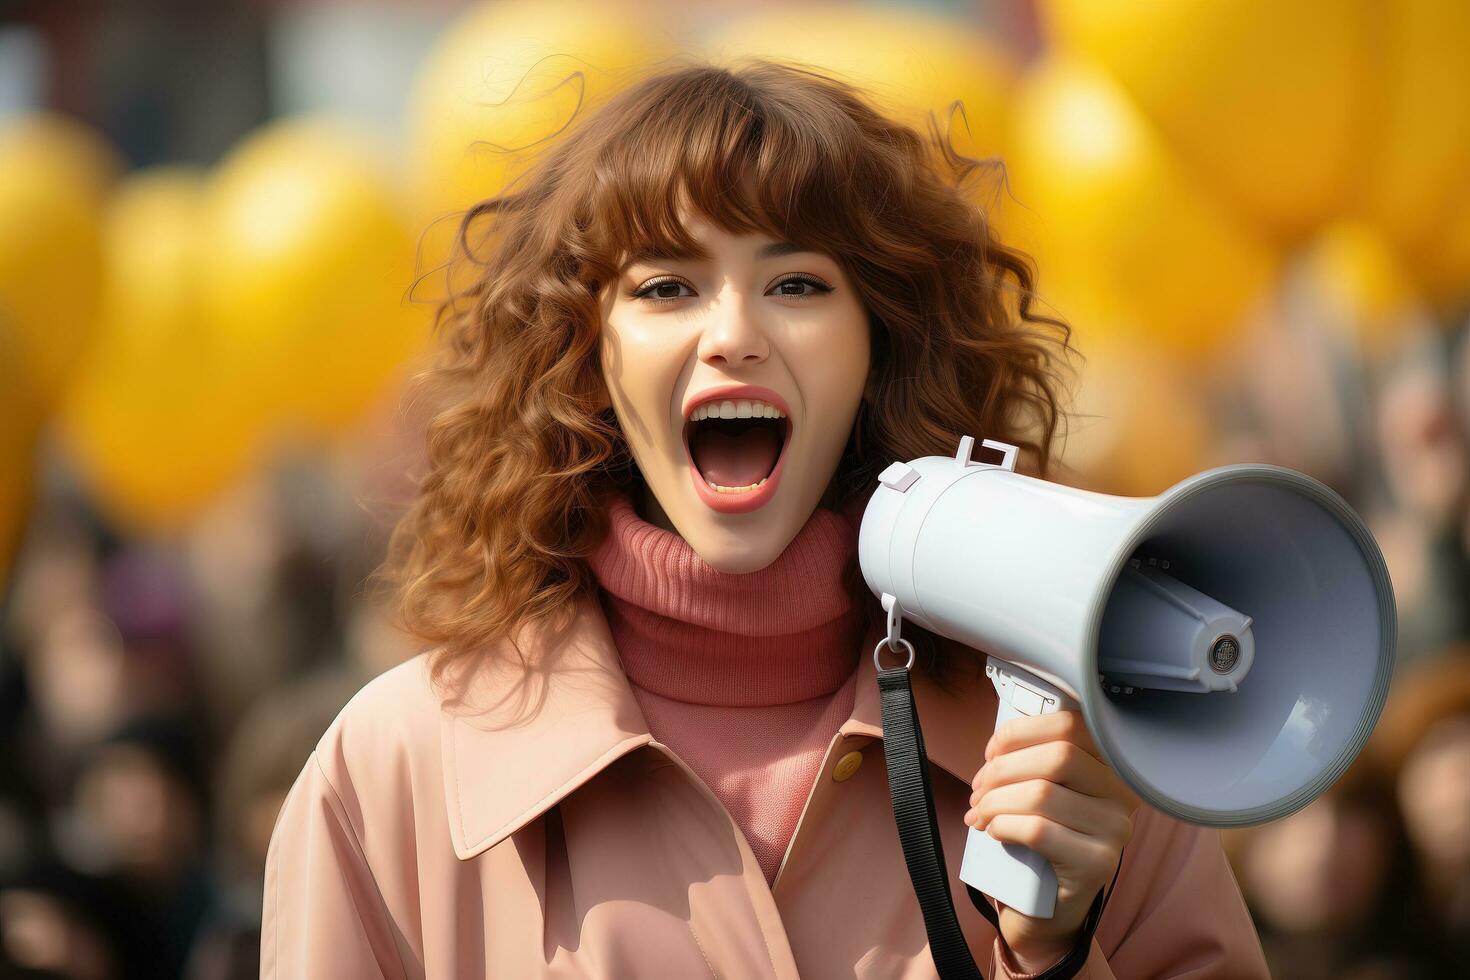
876, 665, 1118, 979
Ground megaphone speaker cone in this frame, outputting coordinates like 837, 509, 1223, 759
1085, 466, 1395, 826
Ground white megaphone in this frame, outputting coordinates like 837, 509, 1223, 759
859, 436, 1396, 919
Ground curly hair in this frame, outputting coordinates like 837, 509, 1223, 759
383, 59, 1080, 690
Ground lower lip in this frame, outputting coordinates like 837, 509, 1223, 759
686, 421, 791, 514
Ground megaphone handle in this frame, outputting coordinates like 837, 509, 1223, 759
959, 657, 1079, 919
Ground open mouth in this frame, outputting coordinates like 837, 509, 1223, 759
686, 414, 789, 491
681, 398, 792, 513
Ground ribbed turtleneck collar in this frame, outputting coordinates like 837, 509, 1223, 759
586, 491, 866, 708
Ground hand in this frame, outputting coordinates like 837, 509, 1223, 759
964, 710, 1139, 973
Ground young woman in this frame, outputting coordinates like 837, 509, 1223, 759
262, 61, 1269, 978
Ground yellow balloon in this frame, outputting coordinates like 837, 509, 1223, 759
1007, 57, 1278, 361
201, 119, 428, 439
0, 452, 35, 590
57, 168, 262, 533
1299, 222, 1422, 360
1344, 3, 1470, 309
1358, 1, 1470, 259
0, 319, 38, 585
0, 114, 116, 412
1042, 0, 1366, 241
409, 0, 675, 284
0, 113, 118, 199
1414, 187, 1470, 309
703, 5, 1014, 168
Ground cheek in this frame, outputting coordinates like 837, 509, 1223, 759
599, 318, 651, 413
802, 302, 870, 413
599, 313, 686, 459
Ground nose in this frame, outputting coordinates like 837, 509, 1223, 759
697, 289, 769, 369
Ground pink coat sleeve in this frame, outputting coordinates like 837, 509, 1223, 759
990, 806, 1270, 979
260, 751, 409, 980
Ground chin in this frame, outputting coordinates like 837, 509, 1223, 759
675, 509, 798, 575
698, 543, 784, 575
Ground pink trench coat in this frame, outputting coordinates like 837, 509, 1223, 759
262, 594, 1270, 978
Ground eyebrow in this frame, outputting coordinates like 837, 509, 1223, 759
619, 240, 815, 273
756, 241, 809, 260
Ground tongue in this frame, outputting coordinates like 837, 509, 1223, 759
690, 425, 782, 487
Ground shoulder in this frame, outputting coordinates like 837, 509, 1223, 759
310, 653, 446, 821
264, 658, 442, 976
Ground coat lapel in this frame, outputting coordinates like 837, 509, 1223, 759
439, 593, 999, 861
438, 593, 653, 860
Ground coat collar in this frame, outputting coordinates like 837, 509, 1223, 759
438, 592, 997, 860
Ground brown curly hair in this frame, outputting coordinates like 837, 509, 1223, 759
384, 59, 1080, 690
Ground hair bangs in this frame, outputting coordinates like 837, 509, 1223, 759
577, 64, 864, 277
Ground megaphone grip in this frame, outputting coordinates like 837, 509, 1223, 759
876, 649, 1112, 979
959, 658, 1078, 918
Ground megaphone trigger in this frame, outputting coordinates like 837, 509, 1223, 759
959, 658, 1079, 918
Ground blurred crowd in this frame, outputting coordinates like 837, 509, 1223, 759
0, 437, 423, 979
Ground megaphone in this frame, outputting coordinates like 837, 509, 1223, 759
859, 436, 1396, 919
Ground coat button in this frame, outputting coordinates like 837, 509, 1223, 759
832, 750, 864, 782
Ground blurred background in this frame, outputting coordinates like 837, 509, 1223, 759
2, 1, 1469, 977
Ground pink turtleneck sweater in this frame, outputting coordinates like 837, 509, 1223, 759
587, 493, 866, 885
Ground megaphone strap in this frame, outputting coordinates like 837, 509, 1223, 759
876, 657, 1119, 979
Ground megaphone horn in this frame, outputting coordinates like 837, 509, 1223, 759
860, 436, 1396, 919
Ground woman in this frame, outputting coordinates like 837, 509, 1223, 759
262, 61, 1268, 978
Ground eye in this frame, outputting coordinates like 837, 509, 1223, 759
631, 276, 696, 305
766, 274, 834, 300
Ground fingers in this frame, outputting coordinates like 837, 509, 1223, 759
968, 712, 1135, 944
965, 778, 1135, 845
982, 812, 1122, 883
971, 737, 1127, 802
985, 710, 1100, 764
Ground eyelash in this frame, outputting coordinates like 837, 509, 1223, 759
629, 273, 834, 306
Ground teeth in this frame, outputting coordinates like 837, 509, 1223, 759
689, 399, 787, 422
707, 477, 769, 493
